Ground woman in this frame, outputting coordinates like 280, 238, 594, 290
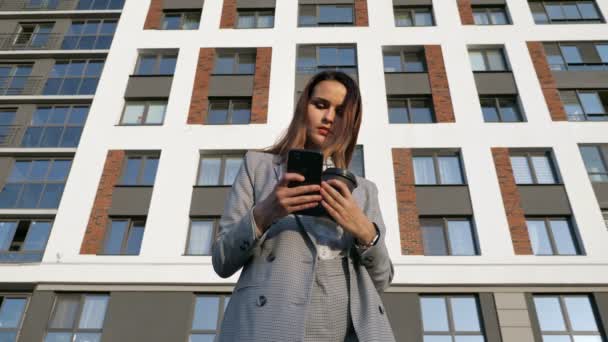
212, 70, 395, 342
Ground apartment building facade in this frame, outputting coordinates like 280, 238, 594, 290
1, 0, 608, 341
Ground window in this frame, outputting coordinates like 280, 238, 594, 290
13, 23, 53, 49
213, 51, 255, 75
21, 105, 88, 147
420, 295, 486, 339
120, 101, 166, 125
480, 96, 523, 122
0, 219, 52, 262
188, 294, 230, 340
510, 152, 558, 184
43, 59, 105, 95
560, 90, 608, 121
0, 108, 17, 146
383, 50, 426, 72
62, 20, 117, 50
473, 6, 510, 25
532, 294, 605, 340
0, 158, 72, 208
469, 48, 508, 71
161, 11, 201, 30
394, 6, 434, 26
77, 0, 124, 10
298, 4, 354, 26
236, 9, 275, 28
186, 218, 218, 255
102, 218, 145, 255
207, 98, 251, 124
197, 153, 244, 186
296, 45, 357, 74
388, 97, 434, 123
526, 217, 580, 255
0, 64, 33, 95
413, 152, 465, 185
579, 145, 608, 182
0, 295, 28, 340
24, 0, 60, 10
420, 217, 478, 256
544, 42, 608, 71
530, 1, 603, 24
44, 293, 109, 341
119, 154, 159, 186
348, 145, 365, 177
134, 53, 177, 75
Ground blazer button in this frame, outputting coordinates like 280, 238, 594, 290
378, 304, 384, 314
257, 295, 267, 307
266, 253, 275, 262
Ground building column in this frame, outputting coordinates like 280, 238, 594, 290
251, 47, 272, 124
144, 0, 162, 29
220, 0, 237, 28
457, 0, 475, 25
354, 0, 369, 27
527, 41, 568, 121
187, 48, 215, 124
425, 45, 456, 123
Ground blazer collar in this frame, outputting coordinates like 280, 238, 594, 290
271, 153, 285, 182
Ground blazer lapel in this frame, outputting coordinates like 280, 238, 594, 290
271, 153, 284, 183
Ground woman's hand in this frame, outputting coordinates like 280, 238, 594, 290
320, 179, 377, 245
253, 173, 322, 234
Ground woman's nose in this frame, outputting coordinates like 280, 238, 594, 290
322, 108, 335, 123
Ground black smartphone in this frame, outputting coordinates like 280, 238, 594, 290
287, 149, 323, 188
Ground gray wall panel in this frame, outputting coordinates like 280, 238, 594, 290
479, 293, 503, 342
17, 291, 55, 342
416, 186, 474, 215
237, 0, 276, 8
0, 157, 14, 189
380, 292, 423, 342
594, 292, 608, 337
162, 0, 203, 10
592, 183, 608, 209
517, 185, 572, 215
552, 70, 608, 89
108, 186, 153, 216
471, 0, 506, 5
393, 0, 433, 5
474, 72, 518, 95
190, 187, 231, 216
101, 292, 192, 342
385, 73, 431, 95
124, 76, 173, 99
208, 75, 254, 97
295, 72, 358, 93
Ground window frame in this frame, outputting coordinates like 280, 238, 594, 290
101, 217, 146, 255
419, 217, 479, 256
298, 4, 355, 27
118, 153, 160, 186
205, 97, 252, 125
21, 105, 89, 148
45, 293, 110, 339
469, 48, 509, 72
119, 100, 167, 126
412, 150, 466, 185
0, 218, 53, 261
509, 150, 560, 185
393, 6, 435, 27
383, 49, 426, 73
387, 96, 436, 124
579, 144, 608, 182
530, 0, 605, 24
560, 89, 608, 121
196, 152, 245, 186
62, 19, 117, 50
525, 216, 581, 255
419, 294, 487, 337
133, 52, 178, 76
472, 5, 511, 25
479, 95, 524, 122
187, 293, 231, 339
43, 58, 105, 95
76, 0, 125, 10
0, 293, 29, 339
184, 217, 220, 256
0, 63, 34, 96
160, 10, 201, 30
236, 8, 275, 28
545, 42, 608, 71
296, 44, 358, 74
13, 22, 54, 48
212, 50, 256, 75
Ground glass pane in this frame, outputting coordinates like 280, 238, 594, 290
0, 222, 17, 251
414, 11, 433, 26
49, 296, 79, 329
192, 296, 220, 330
237, 13, 255, 28
490, 10, 508, 24
549, 219, 577, 255
183, 12, 200, 30
214, 54, 234, 74
527, 220, 553, 255
44, 333, 72, 342
187, 220, 214, 255
189, 334, 215, 342
347, 146, 364, 177
297, 46, 316, 73
198, 158, 221, 185
580, 146, 607, 174
531, 156, 556, 184
447, 220, 476, 255
534, 296, 567, 331
413, 157, 436, 184
469, 51, 486, 71
481, 98, 499, 122
383, 53, 402, 72
561, 46, 583, 64
420, 297, 449, 331
596, 45, 608, 63
40, 127, 62, 147
142, 157, 159, 185
404, 53, 424, 72
498, 98, 521, 122
546, 4, 565, 20
257, 13, 274, 28
411, 100, 433, 123
438, 156, 463, 184
395, 10, 412, 26
223, 158, 242, 185
78, 295, 108, 329
474, 11, 490, 25
207, 101, 229, 124
125, 224, 144, 255
338, 48, 356, 66
510, 156, 533, 184
22, 221, 51, 251
136, 55, 156, 75
144, 103, 166, 124
0, 184, 20, 208
237, 53, 255, 74
388, 100, 408, 123
68, 106, 89, 125
579, 93, 605, 114
424, 336, 452, 342
0, 298, 26, 328
18, 183, 43, 208
231, 101, 251, 124
73, 333, 101, 342
451, 297, 481, 331
122, 158, 140, 184
455, 337, 485, 342
122, 103, 145, 124
162, 15, 180, 30
572, 337, 602, 342
299, 5, 316, 26
578, 3, 600, 19
564, 296, 599, 331
104, 220, 128, 254
159, 55, 177, 75
421, 223, 447, 256
562, 4, 581, 19
487, 50, 506, 71
47, 160, 71, 181
319, 47, 337, 66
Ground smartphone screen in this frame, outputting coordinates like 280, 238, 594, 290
286, 149, 323, 188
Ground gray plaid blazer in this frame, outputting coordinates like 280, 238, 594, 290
212, 151, 396, 342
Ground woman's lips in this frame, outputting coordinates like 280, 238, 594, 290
318, 128, 329, 136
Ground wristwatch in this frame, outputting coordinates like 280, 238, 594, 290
355, 223, 380, 250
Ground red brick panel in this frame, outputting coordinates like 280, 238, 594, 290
144, 0, 163, 29
424, 45, 456, 123
527, 42, 568, 121
220, 0, 237, 28
187, 48, 216, 124
457, 0, 475, 25
354, 0, 369, 27
392, 148, 424, 255
491, 148, 533, 255
251, 47, 272, 124
80, 150, 125, 254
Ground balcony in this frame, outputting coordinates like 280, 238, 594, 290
0, 33, 62, 51
0, 0, 76, 11
0, 75, 43, 95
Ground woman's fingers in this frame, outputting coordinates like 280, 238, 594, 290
320, 181, 346, 208
279, 172, 305, 187
285, 194, 322, 207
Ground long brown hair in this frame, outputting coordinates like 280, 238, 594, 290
263, 70, 362, 169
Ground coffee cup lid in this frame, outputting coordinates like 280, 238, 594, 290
323, 167, 358, 188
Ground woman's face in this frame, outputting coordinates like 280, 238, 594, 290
304, 80, 347, 151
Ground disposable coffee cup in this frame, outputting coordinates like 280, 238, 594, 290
322, 167, 358, 193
